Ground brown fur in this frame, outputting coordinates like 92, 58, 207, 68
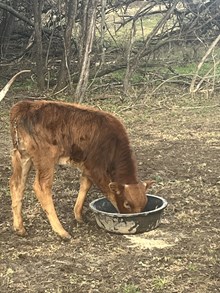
9, 100, 153, 239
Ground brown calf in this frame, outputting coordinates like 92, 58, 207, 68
9, 100, 154, 239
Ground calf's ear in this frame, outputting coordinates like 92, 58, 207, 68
143, 180, 155, 190
109, 182, 124, 195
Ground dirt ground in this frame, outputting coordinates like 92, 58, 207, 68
0, 92, 219, 293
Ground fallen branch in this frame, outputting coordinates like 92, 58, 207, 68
0, 70, 31, 102
177, 104, 220, 110
149, 74, 192, 97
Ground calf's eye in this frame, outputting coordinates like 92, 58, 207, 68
123, 201, 131, 210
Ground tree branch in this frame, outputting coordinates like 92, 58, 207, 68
190, 33, 220, 94
0, 2, 33, 26
0, 2, 59, 36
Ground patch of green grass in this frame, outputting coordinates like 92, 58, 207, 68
105, 8, 162, 45
175, 61, 220, 77
109, 69, 145, 84
152, 174, 164, 184
188, 262, 198, 272
119, 283, 142, 293
131, 72, 146, 83
110, 69, 125, 82
174, 63, 197, 75
152, 277, 169, 290
12, 79, 36, 92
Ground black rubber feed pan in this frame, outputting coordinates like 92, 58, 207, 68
89, 194, 168, 234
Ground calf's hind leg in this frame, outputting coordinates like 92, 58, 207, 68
33, 163, 71, 240
10, 149, 32, 236
74, 174, 92, 222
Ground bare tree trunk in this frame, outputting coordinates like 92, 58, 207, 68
0, 0, 17, 57
75, 0, 97, 102
123, 20, 136, 94
56, 0, 77, 91
100, 0, 107, 66
32, 0, 45, 91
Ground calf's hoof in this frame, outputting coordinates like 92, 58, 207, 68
74, 213, 84, 224
58, 231, 72, 241
14, 227, 27, 237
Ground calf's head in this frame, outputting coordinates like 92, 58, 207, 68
109, 180, 154, 213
